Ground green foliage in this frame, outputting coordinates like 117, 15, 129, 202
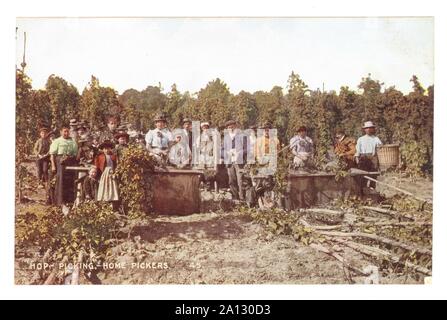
400, 141, 430, 177
80, 76, 121, 129
239, 207, 315, 245
115, 145, 157, 216
16, 202, 122, 267
273, 151, 291, 196
16, 69, 434, 176
193, 78, 233, 127
16, 69, 34, 153
46, 74, 81, 128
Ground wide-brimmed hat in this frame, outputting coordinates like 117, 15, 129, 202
98, 140, 115, 149
362, 121, 376, 129
182, 118, 192, 124
200, 122, 210, 128
225, 120, 237, 127
69, 119, 78, 126
39, 127, 49, 133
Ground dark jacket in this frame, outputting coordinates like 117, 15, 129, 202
82, 176, 98, 200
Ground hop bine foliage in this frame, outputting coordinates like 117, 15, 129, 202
16, 202, 123, 280
16, 70, 433, 181
115, 145, 157, 217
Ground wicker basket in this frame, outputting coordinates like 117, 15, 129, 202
377, 144, 400, 170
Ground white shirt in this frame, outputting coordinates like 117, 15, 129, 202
290, 135, 313, 155
355, 135, 382, 156
145, 128, 174, 150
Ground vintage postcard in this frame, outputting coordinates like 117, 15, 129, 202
15, 17, 433, 285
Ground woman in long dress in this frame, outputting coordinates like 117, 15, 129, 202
95, 140, 119, 204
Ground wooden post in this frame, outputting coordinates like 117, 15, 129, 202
362, 175, 432, 204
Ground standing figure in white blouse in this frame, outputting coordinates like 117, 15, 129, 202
145, 114, 176, 164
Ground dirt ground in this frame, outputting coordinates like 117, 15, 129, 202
15, 163, 432, 285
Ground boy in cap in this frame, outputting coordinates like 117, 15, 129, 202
115, 132, 130, 159
82, 166, 99, 201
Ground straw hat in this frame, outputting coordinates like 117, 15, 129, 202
225, 120, 237, 127
362, 121, 376, 129
201, 122, 210, 128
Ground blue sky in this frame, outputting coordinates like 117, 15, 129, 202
16, 17, 434, 94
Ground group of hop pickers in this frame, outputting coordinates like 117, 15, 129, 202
33, 111, 383, 210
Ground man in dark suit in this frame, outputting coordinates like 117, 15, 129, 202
222, 120, 248, 202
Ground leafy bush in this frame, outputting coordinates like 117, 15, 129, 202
16, 202, 122, 268
115, 145, 157, 217
400, 141, 430, 177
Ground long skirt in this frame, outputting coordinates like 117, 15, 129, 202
54, 156, 77, 205
97, 167, 119, 201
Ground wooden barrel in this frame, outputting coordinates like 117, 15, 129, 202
377, 144, 400, 170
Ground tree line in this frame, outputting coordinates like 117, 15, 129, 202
16, 70, 434, 175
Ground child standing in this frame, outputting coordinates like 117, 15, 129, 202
82, 166, 99, 201
95, 140, 119, 204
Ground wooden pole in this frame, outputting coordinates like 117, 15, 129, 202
318, 231, 432, 256
361, 206, 416, 221
363, 176, 432, 204
330, 238, 432, 276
